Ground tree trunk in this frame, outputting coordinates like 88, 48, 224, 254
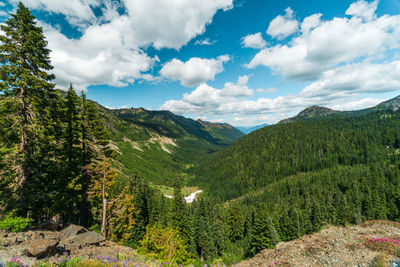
20, 86, 29, 183
101, 160, 108, 237
79, 95, 88, 226
19, 86, 30, 216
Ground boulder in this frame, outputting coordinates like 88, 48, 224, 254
60, 224, 87, 238
25, 239, 59, 258
62, 231, 106, 250
39, 220, 58, 231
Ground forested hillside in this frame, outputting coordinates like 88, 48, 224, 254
95, 103, 244, 185
192, 110, 400, 200
2, 3, 400, 267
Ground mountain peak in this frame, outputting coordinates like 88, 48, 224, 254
279, 105, 340, 124
374, 95, 400, 111
297, 105, 338, 119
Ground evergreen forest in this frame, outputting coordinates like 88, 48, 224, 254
1, 3, 400, 266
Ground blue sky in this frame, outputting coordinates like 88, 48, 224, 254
1, 0, 400, 125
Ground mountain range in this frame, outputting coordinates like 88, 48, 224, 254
278, 95, 400, 124
236, 124, 270, 134
94, 103, 244, 186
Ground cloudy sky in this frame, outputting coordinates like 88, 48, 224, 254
1, 0, 400, 126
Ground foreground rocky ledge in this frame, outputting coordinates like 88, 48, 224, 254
0, 224, 134, 266
234, 220, 400, 267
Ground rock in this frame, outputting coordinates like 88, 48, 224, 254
25, 239, 59, 258
60, 224, 87, 238
62, 231, 105, 250
39, 220, 58, 231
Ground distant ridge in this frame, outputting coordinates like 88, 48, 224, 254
236, 124, 269, 134
278, 95, 400, 124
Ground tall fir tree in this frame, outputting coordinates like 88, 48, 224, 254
0, 2, 61, 219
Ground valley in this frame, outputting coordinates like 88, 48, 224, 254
2, 2, 400, 267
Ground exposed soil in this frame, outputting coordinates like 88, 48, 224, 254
234, 220, 400, 267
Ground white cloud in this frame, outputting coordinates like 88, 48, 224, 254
44, 22, 157, 91
161, 75, 255, 114
301, 61, 400, 98
122, 0, 233, 49
161, 57, 400, 124
13, 0, 233, 89
242, 32, 267, 49
249, 3, 400, 81
159, 55, 230, 87
257, 87, 278, 93
346, 0, 378, 21
330, 98, 382, 111
195, 38, 216, 46
9, 0, 99, 27
301, 13, 322, 33
266, 7, 299, 40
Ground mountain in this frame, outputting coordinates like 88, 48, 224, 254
236, 124, 269, 134
278, 106, 340, 124
278, 95, 400, 124
95, 104, 244, 185
191, 105, 400, 200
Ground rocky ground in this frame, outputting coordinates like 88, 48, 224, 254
0, 224, 137, 266
235, 220, 400, 267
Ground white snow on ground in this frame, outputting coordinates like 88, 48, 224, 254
163, 190, 203, 203
184, 190, 203, 203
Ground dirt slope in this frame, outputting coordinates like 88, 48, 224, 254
235, 220, 400, 267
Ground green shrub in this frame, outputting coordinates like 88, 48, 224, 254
138, 224, 191, 264
0, 216, 32, 232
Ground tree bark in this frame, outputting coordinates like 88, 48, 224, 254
20, 86, 29, 183
79, 96, 88, 226
101, 160, 108, 237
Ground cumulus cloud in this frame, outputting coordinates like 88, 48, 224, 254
257, 87, 278, 93
159, 55, 230, 87
266, 7, 299, 40
161, 58, 400, 123
301, 61, 400, 98
161, 75, 255, 114
195, 38, 216, 46
9, 0, 100, 27
42, 21, 157, 91
249, 3, 400, 81
6, 0, 233, 90
122, 0, 233, 49
242, 32, 267, 49
345, 0, 378, 21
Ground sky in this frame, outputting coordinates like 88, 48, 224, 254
1, 0, 400, 126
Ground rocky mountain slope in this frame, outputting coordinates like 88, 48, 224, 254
235, 220, 400, 267
279, 106, 340, 124
94, 103, 244, 186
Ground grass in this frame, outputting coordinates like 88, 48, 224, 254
151, 184, 200, 196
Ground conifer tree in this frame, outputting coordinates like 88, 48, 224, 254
170, 179, 190, 246
248, 207, 273, 256
0, 2, 59, 218
226, 204, 244, 241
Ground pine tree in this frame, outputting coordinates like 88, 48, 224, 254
129, 177, 150, 247
248, 207, 273, 256
226, 204, 244, 241
311, 199, 324, 232
0, 2, 59, 218
169, 179, 190, 246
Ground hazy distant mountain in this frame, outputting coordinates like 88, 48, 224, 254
236, 124, 269, 134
